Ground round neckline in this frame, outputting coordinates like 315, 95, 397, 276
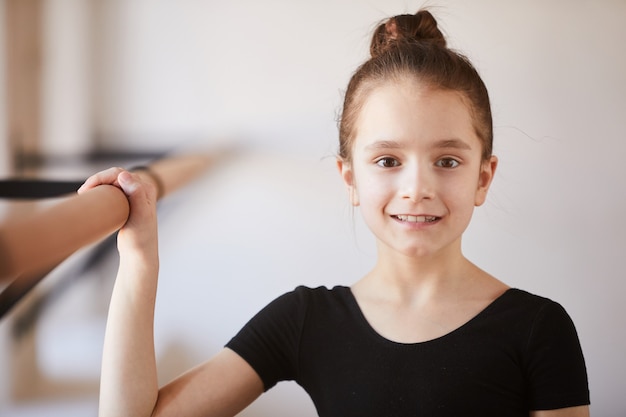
337, 285, 517, 347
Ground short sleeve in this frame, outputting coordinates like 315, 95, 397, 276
225, 287, 308, 391
525, 301, 590, 410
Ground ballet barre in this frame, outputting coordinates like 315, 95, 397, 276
0, 153, 213, 318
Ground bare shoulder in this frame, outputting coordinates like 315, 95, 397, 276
530, 405, 590, 417
153, 348, 264, 417
467, 262, 510, 301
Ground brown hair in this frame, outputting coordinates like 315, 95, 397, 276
338, 10, 493, 162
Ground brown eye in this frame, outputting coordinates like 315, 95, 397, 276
436, 158, 460, 168
376, 157, 400, 168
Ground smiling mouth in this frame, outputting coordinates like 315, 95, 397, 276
393, 215, 440, 223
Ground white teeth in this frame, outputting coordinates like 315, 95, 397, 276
396, 215, 437, 223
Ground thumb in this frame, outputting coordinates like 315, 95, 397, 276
117, 171, 140, 196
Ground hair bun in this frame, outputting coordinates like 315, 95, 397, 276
370, 10, 446, 58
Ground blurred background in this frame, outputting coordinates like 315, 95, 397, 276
0, 0, 625, 416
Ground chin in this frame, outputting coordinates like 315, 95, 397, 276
391, 243, 439, 260
382, 239, 459, 261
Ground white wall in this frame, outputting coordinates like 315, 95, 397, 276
5, 0, 624, 416
40, 0, 93, 156
92, 0, 375, 153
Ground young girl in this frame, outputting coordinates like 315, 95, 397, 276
80, 10, 590, 417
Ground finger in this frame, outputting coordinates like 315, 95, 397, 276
117, 170, 141, 196
77, 167, 125, 194
118, 170, 159, 205
115, 171, 159, 238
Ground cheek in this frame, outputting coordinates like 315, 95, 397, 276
442, 179, 480, 211
355, 174, 392, 205
356, 181, 392, 232
439, 185, 477, 234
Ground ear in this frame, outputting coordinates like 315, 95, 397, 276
474, 155, 498, 207
336, 158, 359, 206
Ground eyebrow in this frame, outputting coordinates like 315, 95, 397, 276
364, 138, 473, 151
433, 139, 472, 151
364, 140, 402, 151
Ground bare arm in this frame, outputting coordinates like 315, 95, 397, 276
80, 168, 161, 416
153, 348, 264, 417
531, 405, 590, 417
81, 168, 263, 417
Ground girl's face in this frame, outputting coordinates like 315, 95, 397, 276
338, 79, 497, 260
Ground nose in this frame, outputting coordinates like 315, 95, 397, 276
399, 162, 434, 202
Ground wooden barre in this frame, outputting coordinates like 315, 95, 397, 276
0, 153, 213, 282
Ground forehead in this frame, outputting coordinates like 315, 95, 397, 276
353, 79, 480, 151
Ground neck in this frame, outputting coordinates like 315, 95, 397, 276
359, 240, 479, 303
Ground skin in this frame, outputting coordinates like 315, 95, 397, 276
84, 77, 589, 416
